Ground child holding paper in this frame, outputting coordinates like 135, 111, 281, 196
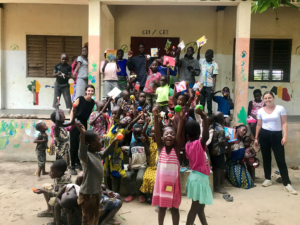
156, 62, 171, 113
101, 51, 121, 98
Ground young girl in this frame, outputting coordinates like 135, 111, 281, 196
152, 107, 183, 225
144, 60, 161, 106
140, 118, 158, 203
89, 97, 113, 140
116, 49, 128, 91
156, 62, 170, 113
185, 107, 212, 225
248, 89, 264, 137
50, 102, 76, 168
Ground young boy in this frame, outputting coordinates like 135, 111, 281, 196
117, 89, 131, 107
212, 87, 234, 126
33, 122, 49, 181
76, 120, 120, 225
53, 53, 73, 110
103, 106, 142, 193
125, 124, 149, 203
209, 111, 227, 194
156, 62, 171, 113
197, 47, 218, 115
34, 159, 72, 218
135, 91, 151, 112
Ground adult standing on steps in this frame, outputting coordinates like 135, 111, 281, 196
126, 43, 148, 91
73, 43, 89, 99
69, 85, 95, 175
255, 91, 297, 195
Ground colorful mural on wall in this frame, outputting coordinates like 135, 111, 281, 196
0, 119, 51, 150
27, 80, 41, 105
270, 86, 291, 101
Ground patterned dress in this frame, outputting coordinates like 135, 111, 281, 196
140, 137, 157, 194
89, 112, 111, 139
251, 100, 264, 116
36, 133, 48, 167
152, 147, 181, 208
225, 142, 254, 189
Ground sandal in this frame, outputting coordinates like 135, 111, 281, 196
180, 167, 187, 172
37, 211, 53, 217
223, 194, 233, 202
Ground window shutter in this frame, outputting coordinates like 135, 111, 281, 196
27, 36, 46, 77
272, 40, 291, 82
27, 35, 82, 78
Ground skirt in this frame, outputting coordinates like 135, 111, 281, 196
185, 170, 213, 205
117, 76, 127, 91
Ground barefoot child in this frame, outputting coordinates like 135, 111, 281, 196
76, 121, 120, 225
247, 89, 264, 137
33, 159, 72, 218
33, 122, 49, 181
185, 108, 212, 225
152, 107, 184, 225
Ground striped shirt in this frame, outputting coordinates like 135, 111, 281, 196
79, 143, 114, 195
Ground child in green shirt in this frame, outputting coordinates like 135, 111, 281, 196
156, 62, 170, 113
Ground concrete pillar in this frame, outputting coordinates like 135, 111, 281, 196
233, 1, 251, 125
88, 1, 101, 100
215, 9, 224, 93
0, 6, 3, 109
102, 5, 114, 49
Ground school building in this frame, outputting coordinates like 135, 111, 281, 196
0, 0, 299, 164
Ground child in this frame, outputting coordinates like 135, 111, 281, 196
156, 62, 171, 113
117, 89, 131, 106
209, 111, 227, 193
157, 55, 177, 77
212, 87, 234, 126
50, 102, 76, 167
173, 83, 193, 170
135, 91, 151, 112
140, 119, 158, 204
247, 89, 264, 137
243, 136, 259, 181
89, 97, 113, 140
185, 107, 213, 225
33, 122, 49, 181
53, 53, 73, 110
103, 106, 142, 193
116, 49, 128, 91
71, 56, 78, 101
152, 107, 184, 225
76, 120, 120, 225
197, 47, 218, 115
144, 60, 161, 106
34, 159, 72, 218
125, 124, 149, 203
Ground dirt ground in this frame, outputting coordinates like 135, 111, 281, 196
1, 162, 300, 225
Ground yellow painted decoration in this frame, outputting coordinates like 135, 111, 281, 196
35, 80, 41, 93
69, 83, 74, 95
277, 86, 283, 99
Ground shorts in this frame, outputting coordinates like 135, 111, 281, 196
146, 93, 157, 104
102, 194, 120, 214
36, 149, 46, 167
78, 193, 101, 225
211, 153, 226, 170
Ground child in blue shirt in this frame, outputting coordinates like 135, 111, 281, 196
116, 49, 128, 91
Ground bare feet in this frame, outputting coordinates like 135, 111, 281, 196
42, 172, 49, 175
37, 209, 53, 217
37, 176, 42, 181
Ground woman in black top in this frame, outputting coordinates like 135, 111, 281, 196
69, 85, 95, 175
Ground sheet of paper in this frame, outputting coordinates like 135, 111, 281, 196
196, 36, 207, 47
163, 56, 175, 67
165, 39, 172, 51
175, 81, 187, 93
178, 40, 185, 50
151, 48, 159, 57
107, 87, 121, 99
224, 126, 237, 143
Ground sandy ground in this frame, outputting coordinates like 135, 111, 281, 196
1, 162, 300, 225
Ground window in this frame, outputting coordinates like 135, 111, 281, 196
249, 39, 292, 82
26, 35, 82, 77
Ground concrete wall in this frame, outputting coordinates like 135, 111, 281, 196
1, 4, 300, 114
2, 4, 88, 110
0, 119, 55, 161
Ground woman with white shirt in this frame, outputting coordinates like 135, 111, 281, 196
255, 91, 297, 195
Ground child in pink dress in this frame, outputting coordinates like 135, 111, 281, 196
144, 60, 161, 106
152, 107, 184, 225
185, 107, 213, 225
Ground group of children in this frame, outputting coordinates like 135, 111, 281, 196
32, 44, 268, 225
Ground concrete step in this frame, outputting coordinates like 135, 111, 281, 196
117, 164, 213, 196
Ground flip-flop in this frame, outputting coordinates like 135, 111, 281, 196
37, 211, 53, 217
223, 194, 233, 202
275, 170, 280, 175
180, 167, 187, 172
